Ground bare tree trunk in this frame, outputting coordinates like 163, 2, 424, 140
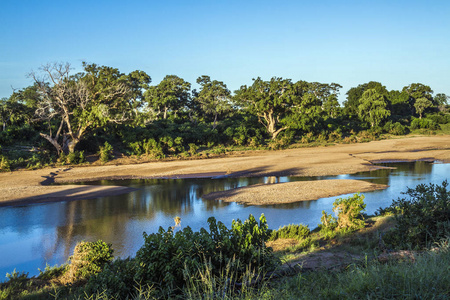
39, 133, 63, 154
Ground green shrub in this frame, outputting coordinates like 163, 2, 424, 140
37, 264, 67, 280
133, 214, 278, 296
384, 121, 408, 135
269, 224, 310, 241
99, 142, 113, 163
188, 143, 198, 156
410, 117, 439, 130
64, 240, 114, 282
320, 193, 366, 233
379, 180, 450, 249
82, 258, 137, 299
67, 151, 86, 164
142, 138, 165, 159
0, 155, 11, 172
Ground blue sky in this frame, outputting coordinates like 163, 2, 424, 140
1, 0, 449, 101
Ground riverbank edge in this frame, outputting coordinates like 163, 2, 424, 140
0, 135, 449, 207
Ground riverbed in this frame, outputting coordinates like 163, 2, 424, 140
0, 161, 448, 279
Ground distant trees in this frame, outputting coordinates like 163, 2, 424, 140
2, 60, 449, 166
357, 89, 391, 128
235, 77, 293, 139
144, 75, 190, 120
344, 81, 388, 116
31, 62, 150, 154
402, 83, 436, 118
194, 76, 232, 129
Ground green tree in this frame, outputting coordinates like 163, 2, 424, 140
388, 90, 412, 117
402, 83, 435, 117
144, 75, 190, 120
235, 77, 292, 139
434, 93, 448, 107
322, 94, 341, 118
357, 89, 391, 128
0, 97, 28, 131
31, 62, 148, 154
414, 97, 433, 119
194, 75, 232, 129
344, 81, 388, 116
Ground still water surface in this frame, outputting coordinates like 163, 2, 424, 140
0, 161, 448, 279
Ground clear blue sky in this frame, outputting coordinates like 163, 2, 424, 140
1, 0, 449, 101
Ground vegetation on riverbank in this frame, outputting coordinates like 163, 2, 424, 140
1, 181, 449, 299
1, 62, 449, 172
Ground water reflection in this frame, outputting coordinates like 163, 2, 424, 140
0, 161, 448, 279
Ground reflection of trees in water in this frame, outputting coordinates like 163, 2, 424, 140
54, 196, 136, 259
365, 162, 433, 185
254, 200, 315, 210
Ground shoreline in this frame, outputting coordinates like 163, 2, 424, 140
0, 135, 449, 207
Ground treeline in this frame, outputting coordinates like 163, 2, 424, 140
0, 62, 449, 170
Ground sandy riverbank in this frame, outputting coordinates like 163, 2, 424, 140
202, 179, 388, 205
0, 135, 449, 206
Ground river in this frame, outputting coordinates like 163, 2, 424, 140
0, 161, 448, 279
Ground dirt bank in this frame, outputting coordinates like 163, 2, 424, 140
202, 180, 387, 205
0, 135, 449, 206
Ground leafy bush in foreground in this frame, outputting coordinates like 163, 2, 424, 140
320, 193, 366, 233
133, 214, 277, 296
379, 180, 450, 249
63, 240, 114, 283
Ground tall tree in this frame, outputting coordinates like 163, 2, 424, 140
402, 83, 435, 117
144, 75, 190, 120
194, 75, 231, 129
434, 93, 448, 107
414, 97, 433, 119
31, 62, 148, 154
357, 89, 391, 128
344, 81, 388, 116
235, 77, 292, 139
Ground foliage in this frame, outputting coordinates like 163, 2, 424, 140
133, 214, 278, 296
410, 117, 440, 130
99, 142, 113, 163
3, 63, 450, 168
37, 264, 67, 280
269, 224, 310, 241
0, 155, 10, 172
234, 77, 293, 140
357, 89, 391, 128
194, 75, 232, 129
144, 75, 190, 120
81, 258, 137, 299
320, 193, 366, 233
378, 180, 450, 249
414, 97, 434, 119
383, 121, 408, 135
63, 240, 114, 283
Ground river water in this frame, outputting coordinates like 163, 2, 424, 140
0, 161, 448, 279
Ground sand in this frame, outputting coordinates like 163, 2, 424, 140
202, 180, 387, 205
0, 135, 449, 206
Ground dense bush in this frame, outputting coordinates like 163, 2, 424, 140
133, 214, 278, 296
378, 180, 450, 249
0, 155, 10, 172
383, 121, 408, 135
269, 224, 310, 241
64, 240, 114, 283
320, 193, 366, 233
410, 117, 440, 130
99, 142, 114, 163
